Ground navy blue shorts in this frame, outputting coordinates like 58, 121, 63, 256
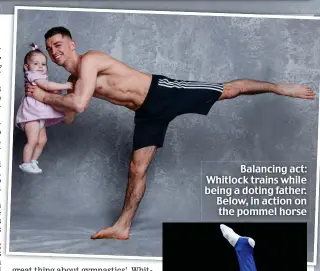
133, 74, 224, 151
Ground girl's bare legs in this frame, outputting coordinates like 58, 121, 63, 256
20, 121, 42, 174
31, 127, 47, 161
23, 121, 40, 163
29, 127, 47, 172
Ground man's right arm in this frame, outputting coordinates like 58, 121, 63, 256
30, 52, 100, 113
62, 75, 78, 124
50, 75, 77, 113
27, 51, 115, 113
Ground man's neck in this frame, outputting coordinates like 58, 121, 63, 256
63, 53, 81, 76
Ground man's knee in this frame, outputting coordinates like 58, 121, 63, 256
129, 160, 148, 180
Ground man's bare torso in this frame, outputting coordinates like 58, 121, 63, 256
70, 51, 153, 111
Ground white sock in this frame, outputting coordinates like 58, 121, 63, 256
220, 224, 255, 248
220, 224, 241, 247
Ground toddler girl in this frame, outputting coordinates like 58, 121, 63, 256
16, 43, 74, 174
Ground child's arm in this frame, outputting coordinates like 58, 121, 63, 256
34, 79, 72, 92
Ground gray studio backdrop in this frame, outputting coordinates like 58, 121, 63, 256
1, 1, 320, 15
9, 8, 319, 261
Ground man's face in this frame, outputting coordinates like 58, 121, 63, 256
45, 34, 75, 66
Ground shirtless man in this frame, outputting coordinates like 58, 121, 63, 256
26, 26, 316, 240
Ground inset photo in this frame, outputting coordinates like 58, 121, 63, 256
163, 222, 306, 271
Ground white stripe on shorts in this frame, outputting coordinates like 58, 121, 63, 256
158, 78, 224, 92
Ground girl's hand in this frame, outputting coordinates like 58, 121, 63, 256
66, 82, 73, 90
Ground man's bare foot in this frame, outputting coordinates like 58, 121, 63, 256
276, 83, 316, 99
91, 226, 130, 240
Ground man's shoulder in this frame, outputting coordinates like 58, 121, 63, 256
81, 50, 111, 60
79, 50, 115, 71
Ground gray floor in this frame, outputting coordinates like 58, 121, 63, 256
9, 213, 162, 257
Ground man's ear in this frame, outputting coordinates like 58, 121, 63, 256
23, 64, 28, 71
71, 40, 76, 51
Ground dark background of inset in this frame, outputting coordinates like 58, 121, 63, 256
163, 222, 307, 271
5, 4, 320, 263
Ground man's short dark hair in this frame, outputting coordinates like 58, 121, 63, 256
44, 26, 72, 41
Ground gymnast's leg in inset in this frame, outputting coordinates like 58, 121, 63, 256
220, 224, 257, 271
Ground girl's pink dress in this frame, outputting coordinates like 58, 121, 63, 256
15, 71, 64, 129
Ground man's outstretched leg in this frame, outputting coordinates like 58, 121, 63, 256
220, 224, 257, 271
91, 146, 157, 240
219, 79, 316, 100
